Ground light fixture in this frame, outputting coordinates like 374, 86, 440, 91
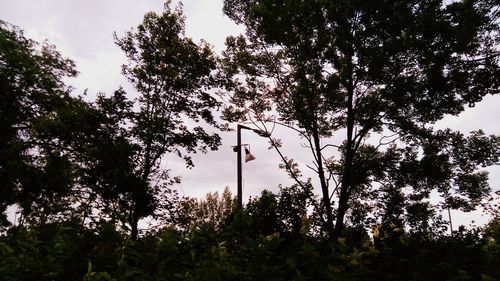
244, 147, 256, 162
235, 124, 271, 208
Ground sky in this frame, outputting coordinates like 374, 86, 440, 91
1, 0, 499, 228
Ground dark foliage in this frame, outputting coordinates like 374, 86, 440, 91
220, 0, 500, 240
1, 191, 499, 281
0, 20, 77, 227
1, 1, 499, 280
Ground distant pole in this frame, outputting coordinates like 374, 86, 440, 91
237, 124, 243, 209
448, 207, 453, 234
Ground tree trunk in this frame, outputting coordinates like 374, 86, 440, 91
333, 121, 354, 239
130, 219, 138, 240
312, 125, 335, 238
130, 205, 139, 240
333, 40, 355, 240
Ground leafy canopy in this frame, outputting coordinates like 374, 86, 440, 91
220, 0, 500, 238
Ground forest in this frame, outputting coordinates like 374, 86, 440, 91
1, 0, 500, 280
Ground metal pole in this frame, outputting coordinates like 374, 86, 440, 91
448, 207, 453, 234
235, 124, 269, 209
237, 124, 243, 209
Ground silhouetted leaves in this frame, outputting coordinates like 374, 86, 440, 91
220, 0, 500, 239
1, 2, 499, 280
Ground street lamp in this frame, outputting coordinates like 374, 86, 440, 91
233, 124, 271, 209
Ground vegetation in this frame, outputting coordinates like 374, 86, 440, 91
1, 189, 500, 281
1, 0, 499, 280
220, 0, 500, 239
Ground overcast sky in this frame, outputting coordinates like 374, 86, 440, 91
1, 0, 498, 227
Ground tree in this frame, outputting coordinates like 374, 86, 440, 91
1, 1, 222, 238
0, 21, 78, 227
114, 1, 221, 239
32, 88, 145, 230
173, 187, 235, 232
220, 0, 500, 239
0, 22, 141, 229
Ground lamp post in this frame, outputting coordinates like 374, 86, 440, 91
234, 124, 271, 209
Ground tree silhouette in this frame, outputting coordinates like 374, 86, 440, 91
0, 21, 77, 227
220, 0, 500, 239
114, 1, 221, 239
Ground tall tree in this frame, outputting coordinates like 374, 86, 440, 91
34, 89, 143, 229
0, 21, 77, 227
220, 0, 500, 239
114, 1, 221, 239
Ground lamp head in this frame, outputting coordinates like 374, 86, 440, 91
244, 148, 256, 162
